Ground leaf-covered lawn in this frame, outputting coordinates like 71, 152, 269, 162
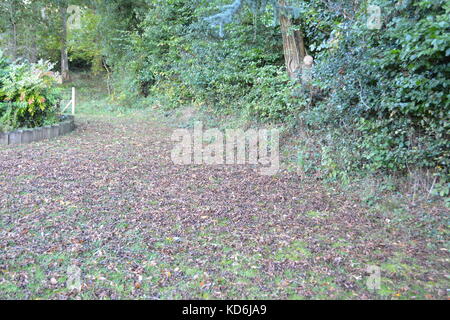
0, 115, 448, 299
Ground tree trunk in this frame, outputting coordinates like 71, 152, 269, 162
9, 1, 18, 61
60, 4, 70, 82
278, 0, 306, 80
29, 5, 39, 63
30, 34, 37, 63
11, 21, 17, 61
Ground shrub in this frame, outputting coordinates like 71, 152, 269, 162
0, 55, 61, 132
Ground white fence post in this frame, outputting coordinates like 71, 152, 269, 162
71, 87, 76, 115
60, 87, 76, 115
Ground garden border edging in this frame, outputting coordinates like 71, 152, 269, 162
0, 115, 75, 146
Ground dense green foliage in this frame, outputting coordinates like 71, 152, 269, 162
99, 0, 296, 116
305, 0, 449, 194
0, 51, 61, 131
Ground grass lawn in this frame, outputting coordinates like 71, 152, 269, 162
0, 75, 448, 299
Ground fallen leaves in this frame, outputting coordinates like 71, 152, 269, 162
0, 115, 447, 300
